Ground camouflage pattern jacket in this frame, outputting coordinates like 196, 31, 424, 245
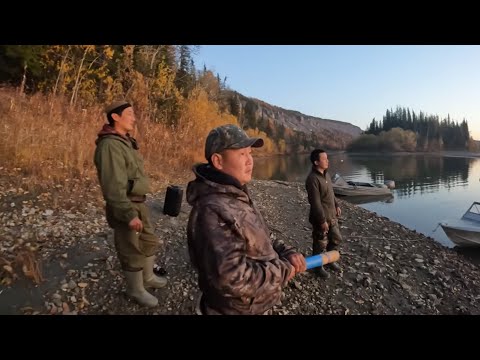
187, 164, 296, 315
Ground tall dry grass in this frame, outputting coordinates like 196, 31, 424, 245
0, 86, 239, 191
0, 88, 102, 186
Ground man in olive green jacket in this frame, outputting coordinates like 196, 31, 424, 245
94, 100, 167, 307
305, 149, 343, 279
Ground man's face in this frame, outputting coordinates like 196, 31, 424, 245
113, 107, 136, 134
316, 152, 329, 171
216, 147, 254, 185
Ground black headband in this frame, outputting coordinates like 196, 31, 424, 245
108, 102, 132, 115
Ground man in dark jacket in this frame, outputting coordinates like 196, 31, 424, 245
94, 100, 167, 308
187, 124, 306, 315
305, 149, 343, 279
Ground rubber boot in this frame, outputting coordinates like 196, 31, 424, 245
328, 262, 342, 271
143, 256, 168, 289
314, 266, 330, 279
124, 270, 158, 307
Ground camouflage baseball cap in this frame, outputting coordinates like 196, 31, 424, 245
205, 124, 264, 161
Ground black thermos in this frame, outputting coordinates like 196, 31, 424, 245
163, 185, 183, 217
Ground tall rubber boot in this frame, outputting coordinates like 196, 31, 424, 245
143, 256, 168, 289
313, 242, 329, 279
124, 270, 159, 307
314, 266, 330, 279
328, 262, 342, 271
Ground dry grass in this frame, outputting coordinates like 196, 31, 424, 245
0, 248, 43, 285
0, 88, 101, 188
16, 250, 44, 284
0, 87, 236, 192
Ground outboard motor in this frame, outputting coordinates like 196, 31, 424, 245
384, 180, 395, 189
163, 185, 183, 217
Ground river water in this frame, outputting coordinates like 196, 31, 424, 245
253, 152, 480, 258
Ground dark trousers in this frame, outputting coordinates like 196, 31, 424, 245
312, 221, 342, 255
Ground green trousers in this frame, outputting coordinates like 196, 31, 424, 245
108, 202, 161, 271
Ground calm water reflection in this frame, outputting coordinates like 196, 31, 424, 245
253, 153, 480, 250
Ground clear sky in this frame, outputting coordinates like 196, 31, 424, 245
193, 45, 480, 140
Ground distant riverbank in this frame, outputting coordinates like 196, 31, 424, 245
346, 150, 480, 158
255, 149, 480, 160
438, 150, 480, 158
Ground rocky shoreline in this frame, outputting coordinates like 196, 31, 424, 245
1, 172, 480, 315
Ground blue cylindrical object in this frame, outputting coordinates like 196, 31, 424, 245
305, 255, 323, 270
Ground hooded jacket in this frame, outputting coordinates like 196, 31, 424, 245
186, 163, 295, 315
94, 124, 150, 226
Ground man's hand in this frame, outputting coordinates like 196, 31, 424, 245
287, 264, 296, 281
128, 217, 143, 232
336, 206, 342, 217
287, 253, 307, 273
321, 221, 329, 235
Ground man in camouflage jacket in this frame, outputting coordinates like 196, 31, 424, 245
187, 124, 306, 315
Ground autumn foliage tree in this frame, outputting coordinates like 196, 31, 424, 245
0, 45, 303, 189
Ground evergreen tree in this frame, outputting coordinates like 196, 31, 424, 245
0, 45, 46, 91
175, 45, 195, 97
